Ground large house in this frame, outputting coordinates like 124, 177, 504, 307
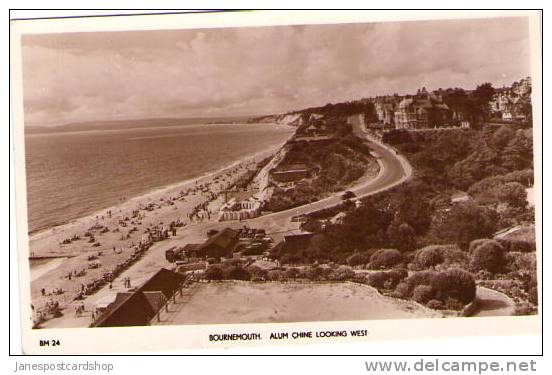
394, 88, 452, 129
490, 78, 532, 122
374, 101, 396, 126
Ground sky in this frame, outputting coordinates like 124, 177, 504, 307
21, 16, 532, 126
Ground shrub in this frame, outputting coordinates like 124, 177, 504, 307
346, 252, 371, 267
469, 238, 489, 254
497, 238, 536, 253
401, 271, 437, 297
247, 266, 268, 281
470, 240, 505, 273
328, 268, 356, 281
367, 269, 408, 289
426, 299, 445, 310
309, 265, 327, 280
267, 269, 285, 281
369, 249, 403, 269
284, 267, 300, 279
412, 285, 435, 304
443, 297, 465, 310
224, 266, 251, 281
504, 252, 536, 273
474, 269, 494, 280
528, 286, 539, 305
515, 303, 537, 316
430, 269, 476, 304
413, 246, 444, 269
204, 266, 224, 281
394, 282, 410, 298
439, 246, 469, 269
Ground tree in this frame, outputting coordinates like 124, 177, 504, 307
490, 126, 515, 151
386, 220, 416, 252
502, 130, 533, 171
476, 181, 527, 208
364, 102, 379, 123
431, 201, 497, 250
473, 82, 496, 119
447, 145, 503, 190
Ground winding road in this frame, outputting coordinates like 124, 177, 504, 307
239, 117, 412, 231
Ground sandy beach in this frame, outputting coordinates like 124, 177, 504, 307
28, 133, 291, 318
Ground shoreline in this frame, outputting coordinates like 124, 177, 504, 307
27, 126, 296, 315
28, 127, 293, 242
28, 142, 283, 248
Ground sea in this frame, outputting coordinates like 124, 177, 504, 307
24, 122, 293, 235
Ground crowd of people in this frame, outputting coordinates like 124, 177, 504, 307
32, 158, 267, 327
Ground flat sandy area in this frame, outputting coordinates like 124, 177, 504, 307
154, 282, 442, 325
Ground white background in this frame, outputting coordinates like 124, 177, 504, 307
5, 4, 547, 373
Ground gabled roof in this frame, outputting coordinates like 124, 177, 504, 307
91, 291, 156, 327
91, 268, 187, 328
139, 268, 187, 298
199, 227, 239, 251
142, 291, 166, 311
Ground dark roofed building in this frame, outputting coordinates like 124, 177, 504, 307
91, 290, 156, 327
282, 231, 315, 252
91, 268, 186, 328
139, 268, 187, 299
197, 227, 239, 258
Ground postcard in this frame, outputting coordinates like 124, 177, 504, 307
10, 10, 541, 354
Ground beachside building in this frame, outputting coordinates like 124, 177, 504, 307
394, 88, 452, 129
195, 227, 240, 258
270, 163, 311, 184
282, 230, 315, 251
271, 230, 315, 260
92, 268, 186, 327
218, 196, 262, 221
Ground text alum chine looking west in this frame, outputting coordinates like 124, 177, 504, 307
209, 329, 368, 342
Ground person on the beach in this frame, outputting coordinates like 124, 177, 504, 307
41, 288, 45, 296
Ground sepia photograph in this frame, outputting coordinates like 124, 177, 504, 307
10, 10, 541, 353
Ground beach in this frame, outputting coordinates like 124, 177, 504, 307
28, 131, 292, 317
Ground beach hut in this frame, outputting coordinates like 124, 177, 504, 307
91, 291, 156, 327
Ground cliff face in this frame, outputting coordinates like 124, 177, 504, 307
252, 113, 303, 126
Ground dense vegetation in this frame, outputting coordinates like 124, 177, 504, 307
268, 121, 535, 313
265, 123, 379, 212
